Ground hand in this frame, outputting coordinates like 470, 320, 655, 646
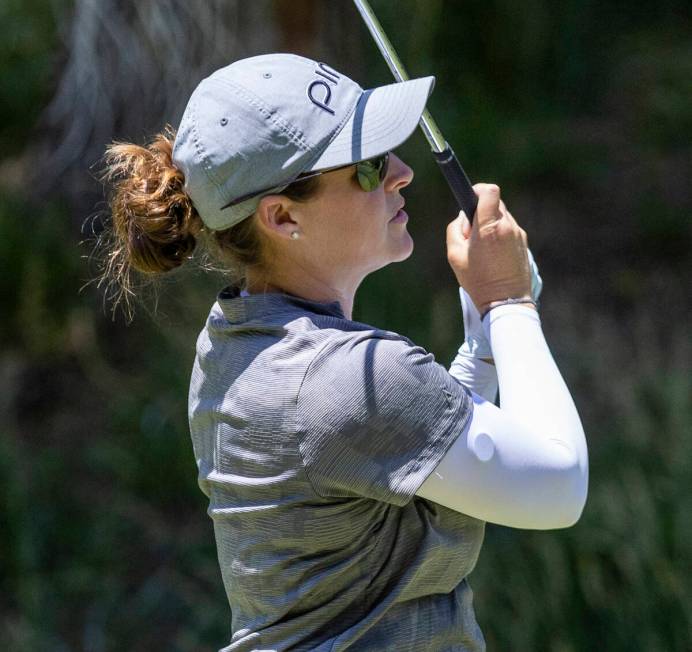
446, 184, 532, 314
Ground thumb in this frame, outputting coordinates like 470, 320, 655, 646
473, 183, 502, 229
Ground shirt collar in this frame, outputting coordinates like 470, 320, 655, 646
217, 284, 346, 322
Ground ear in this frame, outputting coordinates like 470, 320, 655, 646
255, 194, 300, 241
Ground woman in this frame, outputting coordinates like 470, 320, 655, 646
99, 53, 588, 651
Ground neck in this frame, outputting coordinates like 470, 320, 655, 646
244, 268, 360, 320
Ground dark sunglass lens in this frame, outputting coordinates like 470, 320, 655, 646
356, 153, 390, 192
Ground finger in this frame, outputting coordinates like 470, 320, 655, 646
472, 183, 502, 228
446, 213, 470, 264
459, 210, 472, 238
446, 211, 468, 248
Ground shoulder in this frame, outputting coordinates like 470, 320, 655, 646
298, 325, 467, 424
302, 325, 429, 386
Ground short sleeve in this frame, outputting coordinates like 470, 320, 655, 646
295, 332, 474, 506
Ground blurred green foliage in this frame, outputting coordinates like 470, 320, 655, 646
0, 0, 63, 154
1, 0, 690, 650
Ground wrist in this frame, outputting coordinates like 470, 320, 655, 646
481, 302, 541, 342
480, 296, 536, 321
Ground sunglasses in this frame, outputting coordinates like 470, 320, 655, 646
221, 152, 390, 210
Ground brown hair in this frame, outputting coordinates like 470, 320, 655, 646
92, 125, 320, 319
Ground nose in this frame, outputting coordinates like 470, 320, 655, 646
384, 152, 414, 192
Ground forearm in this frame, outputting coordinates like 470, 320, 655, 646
448, 353, 498, 403
483, 304, 588, 469
448, 285, 499, 402
419, 305, 589, 529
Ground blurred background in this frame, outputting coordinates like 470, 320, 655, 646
1, 0, 690, 650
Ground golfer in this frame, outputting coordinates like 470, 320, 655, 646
100, 54, 588, 651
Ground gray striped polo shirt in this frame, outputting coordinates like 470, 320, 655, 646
188, 285, 486, 651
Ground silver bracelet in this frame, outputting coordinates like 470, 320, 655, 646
481, 298, 537, 321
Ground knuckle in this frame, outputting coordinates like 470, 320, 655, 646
479, 223, 501, 240
495, 219, 511, 234
473, 182, 501, 195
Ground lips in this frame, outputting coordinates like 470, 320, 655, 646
389, 208, 409, 223
390, 203, 405, 220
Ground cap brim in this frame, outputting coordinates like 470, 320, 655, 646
306, 75, 435, 171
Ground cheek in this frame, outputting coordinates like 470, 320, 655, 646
320, 193, 382, 241
340, 196, 389, 252
305, 181, 393, 264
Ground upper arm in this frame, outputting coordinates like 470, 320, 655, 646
415, 392, 588, 529
296, 333, 474, 506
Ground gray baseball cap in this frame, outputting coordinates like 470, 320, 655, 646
172, 53, 434, 231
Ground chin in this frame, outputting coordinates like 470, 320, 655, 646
369, 238, 414, 274
390, 233, 414, 262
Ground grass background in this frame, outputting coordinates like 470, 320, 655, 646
1, 0, 690, 649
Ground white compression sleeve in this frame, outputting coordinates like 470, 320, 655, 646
447, 286, 499, 402
448, 355, 498, 403
416, 305, 589, 529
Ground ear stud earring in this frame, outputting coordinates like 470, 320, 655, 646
291, 231, 300, 240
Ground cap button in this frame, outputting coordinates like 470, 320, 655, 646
263, 72, 272, 79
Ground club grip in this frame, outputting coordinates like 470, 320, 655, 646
433, 144, 478, 223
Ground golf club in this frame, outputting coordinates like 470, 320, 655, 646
352, 0, 478, 223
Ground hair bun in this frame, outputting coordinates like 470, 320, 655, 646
104, 125, 202, 275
